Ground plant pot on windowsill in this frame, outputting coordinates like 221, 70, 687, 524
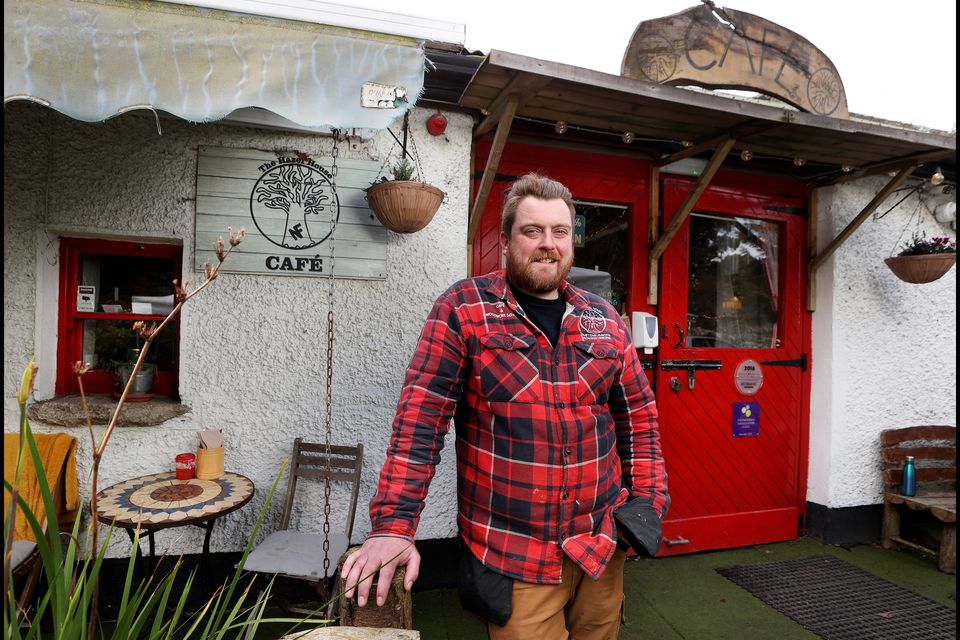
115, 363, 156, 401
884, 253, 956, 284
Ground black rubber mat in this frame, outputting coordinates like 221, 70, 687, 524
716, 554, 955, 639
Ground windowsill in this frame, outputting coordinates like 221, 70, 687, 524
27, 395, 191, 428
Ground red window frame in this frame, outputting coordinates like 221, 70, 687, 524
56, 238, 182, 397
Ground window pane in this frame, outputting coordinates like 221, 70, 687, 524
81, 254, 176, 313
570, 202, 630, 313
687, 214, 779, 349
82, 320, 176, 371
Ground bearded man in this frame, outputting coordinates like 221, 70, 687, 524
342, 173, 669, 639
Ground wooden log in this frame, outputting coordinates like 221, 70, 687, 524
335, 547, 414, 630
281, 628, 420, 639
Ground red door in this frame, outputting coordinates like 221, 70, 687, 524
655, 176, 810, 555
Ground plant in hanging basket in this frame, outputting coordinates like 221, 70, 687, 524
884, 232, 956, 283
366, 158, 445, 234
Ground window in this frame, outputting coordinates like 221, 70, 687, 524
686, 214, 780, 349
569, 201, 631, 314
56, 238, 182, 397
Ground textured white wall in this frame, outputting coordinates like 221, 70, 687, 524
808, 177, 957, 508
4, 103, 469, 557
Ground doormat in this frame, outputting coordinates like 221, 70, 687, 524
716, 554, 955, 639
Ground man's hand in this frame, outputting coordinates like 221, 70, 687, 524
341, 536, 420, 607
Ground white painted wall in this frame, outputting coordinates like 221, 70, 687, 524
808, 177, 957, 508
4, 103, 470, 557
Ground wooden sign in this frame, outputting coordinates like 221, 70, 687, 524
622, 5, 848, 118
195, 147, 387, 279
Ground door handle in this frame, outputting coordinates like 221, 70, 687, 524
664, 536, 690, 546
673, 323, 685, 349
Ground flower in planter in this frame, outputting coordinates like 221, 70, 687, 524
897, 232, 957, 256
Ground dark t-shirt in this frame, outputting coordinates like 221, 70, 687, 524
510, 282, 566, 348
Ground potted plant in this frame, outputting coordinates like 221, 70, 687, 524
884, 232, 957, 283
366, 157, 444, 234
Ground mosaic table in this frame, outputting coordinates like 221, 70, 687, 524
95, 470, 255, 569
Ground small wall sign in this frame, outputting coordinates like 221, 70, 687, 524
734, 359, 764, 395
733, 401, 760, 437
574, 214, 586, 248
77, 285, 96, 312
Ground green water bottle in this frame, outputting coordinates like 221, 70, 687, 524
900, 456, 917, 497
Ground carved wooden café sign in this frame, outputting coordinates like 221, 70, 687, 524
622, 4, 848, 118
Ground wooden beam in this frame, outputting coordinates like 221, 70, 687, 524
647, 138, 736, 305
473, 75, 551, 139
814, 149, 953, 187
653, 122, 780, 168
805, 188, 819, 311
807, 164, 916, 296
647, 164, 660, 306
468, 95, 519, 244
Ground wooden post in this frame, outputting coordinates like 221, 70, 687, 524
647, 138, 736, 305
468, 95, 518, 245
647, 165, 660, 306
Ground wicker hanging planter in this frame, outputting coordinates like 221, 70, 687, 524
883, 253, 956, 284
366, 180, 444, 234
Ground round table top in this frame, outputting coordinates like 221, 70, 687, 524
95, 470, 255, 530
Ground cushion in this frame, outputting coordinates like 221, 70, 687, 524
241, 530, 349, 579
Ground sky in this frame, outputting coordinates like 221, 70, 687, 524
352, 0, 957, 132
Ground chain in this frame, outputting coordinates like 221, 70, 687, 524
322, 129, 340, 579
407, 121, 427, 183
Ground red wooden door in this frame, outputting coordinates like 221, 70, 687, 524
655, 176, 810, 555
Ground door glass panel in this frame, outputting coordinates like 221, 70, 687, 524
569, 201, 629, 313
687, 213, 779, 349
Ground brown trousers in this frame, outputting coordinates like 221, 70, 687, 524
487, 549, 627, 640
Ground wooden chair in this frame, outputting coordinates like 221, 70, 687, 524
880, 425, 956, 574
240, 439, 363, 616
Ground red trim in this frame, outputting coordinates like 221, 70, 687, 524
56, 237, 182, 397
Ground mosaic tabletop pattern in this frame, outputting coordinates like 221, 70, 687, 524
95, 471, 255, 530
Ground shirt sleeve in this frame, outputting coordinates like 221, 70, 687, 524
608, 315, 670, 519
368, 293, 468, 538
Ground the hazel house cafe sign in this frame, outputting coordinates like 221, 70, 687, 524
195, 146, 386, 279
621, 4, 848, 118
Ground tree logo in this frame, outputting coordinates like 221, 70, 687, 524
250, 160, 339, 250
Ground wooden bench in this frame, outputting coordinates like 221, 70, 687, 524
880, 425, 956, 574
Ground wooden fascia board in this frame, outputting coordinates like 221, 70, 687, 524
468, 95, 519, 244
647, 138, 737, 305
806, 164, 916, 309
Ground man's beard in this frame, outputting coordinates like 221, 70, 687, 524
506, 248, 573, 295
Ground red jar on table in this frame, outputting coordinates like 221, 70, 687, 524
175, 453, 197, 480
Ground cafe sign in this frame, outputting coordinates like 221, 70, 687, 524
622, 4, 848, 117
195, 146, 387, 279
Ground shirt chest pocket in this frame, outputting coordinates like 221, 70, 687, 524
477, 333, 541, 404
573, 341, 621, 405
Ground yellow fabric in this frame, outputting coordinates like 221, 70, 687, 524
3, 432, 79, 542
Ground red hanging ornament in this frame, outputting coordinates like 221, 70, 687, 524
426, 110, 447, 136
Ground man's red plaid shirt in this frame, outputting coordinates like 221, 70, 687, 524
370, 270, 669, 583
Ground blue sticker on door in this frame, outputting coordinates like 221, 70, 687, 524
733, 401, 760, 437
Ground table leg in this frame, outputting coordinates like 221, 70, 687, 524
192, 520, 217, 596
123, 528, 149, 578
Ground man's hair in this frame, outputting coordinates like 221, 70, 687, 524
500, 173, 575, 235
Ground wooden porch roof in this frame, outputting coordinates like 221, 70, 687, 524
459, 50, 956, 187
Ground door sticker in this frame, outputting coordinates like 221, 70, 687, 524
733, 401, 760, 437
734, 359, 764, 395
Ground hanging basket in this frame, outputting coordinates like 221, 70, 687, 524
366, 180, 444, 234
883, 253, 956, 284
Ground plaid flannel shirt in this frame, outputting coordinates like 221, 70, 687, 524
369, 270, 668, 583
